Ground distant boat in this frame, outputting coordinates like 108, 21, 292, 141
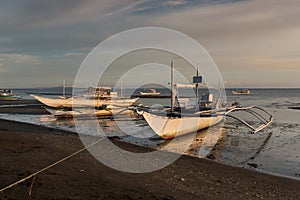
232, 89, 251, 95
139, 89, 160, 96
0, 89, 21, 100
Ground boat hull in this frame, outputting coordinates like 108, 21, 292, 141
139, 92, 160, 96
0, 96, 20, 100
142, 112, 224, 139
32, 95, 139, 108
232, 90, 251, 95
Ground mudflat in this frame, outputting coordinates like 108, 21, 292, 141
0, 100, 299, 199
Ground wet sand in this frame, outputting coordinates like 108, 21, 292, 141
0, 100, 300, 199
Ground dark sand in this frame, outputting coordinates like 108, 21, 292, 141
0, 99, 49, 115
0, 101, 299, 199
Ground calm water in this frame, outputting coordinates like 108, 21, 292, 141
1, 88, 300, 180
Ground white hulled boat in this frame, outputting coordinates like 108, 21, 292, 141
232, 89, 251, 95
137, 61, 224, 139
32, 87, 138, 109
32, 95, 138, 109
139, 89, 160, 96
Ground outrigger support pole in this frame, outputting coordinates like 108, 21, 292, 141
225, 105, 273, 133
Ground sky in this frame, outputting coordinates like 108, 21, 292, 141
0, 0, 299, 88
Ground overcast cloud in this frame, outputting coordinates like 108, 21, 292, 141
0, 0, 299, 87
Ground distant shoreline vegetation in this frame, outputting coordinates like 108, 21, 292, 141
7, 87, 300, 90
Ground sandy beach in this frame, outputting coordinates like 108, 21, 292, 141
0, 100, 299, 199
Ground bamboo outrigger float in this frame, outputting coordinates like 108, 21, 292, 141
45, 106, 134, 119
224, 105, 273, 134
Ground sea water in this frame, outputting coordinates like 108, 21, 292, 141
1, 88, 300, 180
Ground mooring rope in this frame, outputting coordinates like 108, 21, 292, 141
0, 137, 104, 193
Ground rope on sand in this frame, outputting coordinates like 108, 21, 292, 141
0, 137, 104, 193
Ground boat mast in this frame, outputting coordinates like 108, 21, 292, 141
193, 66, 202, 111
121, 79, 123, 98
195, 68, 199, 110
171, 61, 176, 113
63, 80, 66, 97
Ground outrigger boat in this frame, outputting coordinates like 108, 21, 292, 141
0, 89, 21, 100
31, 86, 138, 109
32, 95, 138, 109
136, 62, 273, 139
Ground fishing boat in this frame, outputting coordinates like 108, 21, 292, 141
139, 89, 160, 96
232, 89, 251, 95
31, 95, 139, 109
0, 89, 21, 100
32, 85, 139, 109
137, 62, 273, 139
137, 61, 225, 139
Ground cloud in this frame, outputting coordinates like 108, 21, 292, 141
4, 0, 148, 28
143, 0, 300, 39
162, 0, 190, 6
0, 0, 299, 87
0, 53, 39, 64
63, 52, 87, 57
0, 53, 83, 87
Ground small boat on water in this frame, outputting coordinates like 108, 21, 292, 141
0, 89, 21, 100
32, 87, 138, 109
139, 89, 160, 96
232, 89, 251, 95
